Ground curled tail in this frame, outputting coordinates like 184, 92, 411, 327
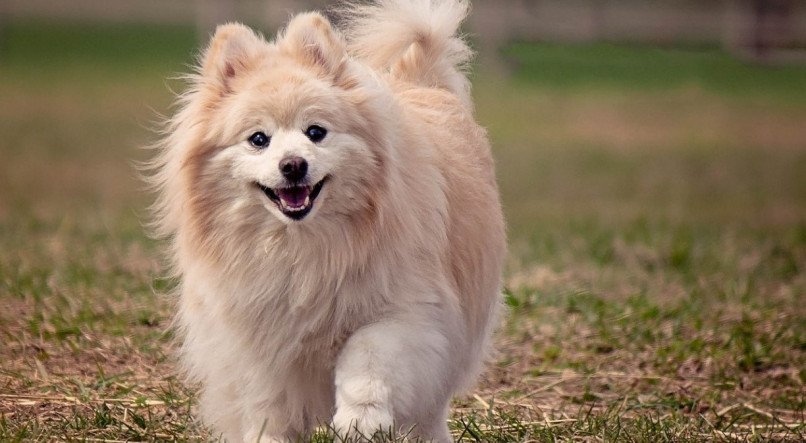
338, 0, 474, 108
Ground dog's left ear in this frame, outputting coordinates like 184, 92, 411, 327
280, 12, 347, 78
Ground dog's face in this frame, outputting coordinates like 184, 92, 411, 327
185, 15, 388, 232
214, 69, 368, 224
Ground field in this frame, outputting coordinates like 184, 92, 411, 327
1, 22, 804, 441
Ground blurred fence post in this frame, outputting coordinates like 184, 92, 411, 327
196, 0, 238, 41
591, 0, 608, 41
264, 0, 302, 33
0, 0, 5, 58
469, 0, 514, 79
264, 0, 330, 33
750, 0, 794, 59
722, 0, 802, 63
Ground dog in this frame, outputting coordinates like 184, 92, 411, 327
147, 0, 505, 441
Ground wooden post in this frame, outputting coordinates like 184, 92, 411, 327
196, 0, 238, 42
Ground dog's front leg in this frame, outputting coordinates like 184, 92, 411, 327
332, 312, 456, 442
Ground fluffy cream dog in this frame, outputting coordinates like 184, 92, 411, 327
148, 0, 505, 441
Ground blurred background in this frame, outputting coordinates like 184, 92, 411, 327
5, 0, 806, 56
0, 1, 804, 440
2, 0, 804, 262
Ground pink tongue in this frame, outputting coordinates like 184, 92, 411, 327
277, 186, 310, 207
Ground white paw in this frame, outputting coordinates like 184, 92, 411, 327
332, 402, 395, 440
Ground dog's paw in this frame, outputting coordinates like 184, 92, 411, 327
332, 402, 394, 441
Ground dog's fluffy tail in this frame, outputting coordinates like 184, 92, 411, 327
338, 0, 474, 108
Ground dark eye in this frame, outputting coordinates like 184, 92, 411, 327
248, 131, 270, 148
304, 125, 327, 143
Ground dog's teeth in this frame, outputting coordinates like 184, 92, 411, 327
304, 196, 310, 207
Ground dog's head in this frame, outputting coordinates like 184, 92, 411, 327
169, 14, 391, 243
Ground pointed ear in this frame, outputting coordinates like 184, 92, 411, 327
279, 12, 347, 77
200, 23, 264, 92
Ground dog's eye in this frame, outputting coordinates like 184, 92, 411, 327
248, 131, 270, 148
304, 125, 327, 143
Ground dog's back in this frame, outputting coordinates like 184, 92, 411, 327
341, 0, 506, 389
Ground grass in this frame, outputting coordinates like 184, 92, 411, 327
1, 21, 804, 441
502, 41, 806, 100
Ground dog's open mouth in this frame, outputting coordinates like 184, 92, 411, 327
256, 177, 327, 220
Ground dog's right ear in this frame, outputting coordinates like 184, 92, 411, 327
200, 23, 264, 93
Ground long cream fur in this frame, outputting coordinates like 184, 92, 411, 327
146, 1, 505, 441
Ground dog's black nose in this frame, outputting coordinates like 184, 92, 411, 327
279, 156, 308, 182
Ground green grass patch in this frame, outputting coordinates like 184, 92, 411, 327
504, 41, 806, 101
0, 20, 198, 81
